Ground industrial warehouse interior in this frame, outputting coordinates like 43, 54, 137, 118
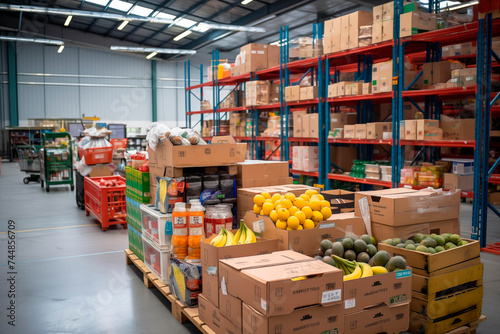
1, 0, 500, 333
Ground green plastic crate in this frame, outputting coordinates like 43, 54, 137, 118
126, 195, 142, 232
128, 223, 143, 261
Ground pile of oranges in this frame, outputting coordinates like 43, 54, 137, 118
253, 189, 332, 230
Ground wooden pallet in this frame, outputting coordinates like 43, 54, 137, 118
444, 315, 486, 334
125, 249, 215, 334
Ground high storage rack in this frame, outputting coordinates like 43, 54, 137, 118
185, 2, 500, 246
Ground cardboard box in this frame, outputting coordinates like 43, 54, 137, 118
242, 302, 345, 334
341, 15, 350, 50
336, 81, 354, 96
331, 113, 357, 129
309, 114, 319, 137
416, 119, 440, 140
348, 11, 373, 49
367, 122, 392, 139
321, 189, 355, 210
343, 267, 412, 314
441, 118, 475, 140
198, 294, 241, 334
382, 2, 394, 21
291, 85, 301, 101
400, 12, 437, 38
267, 44, 280, 68
326, 212, 367, 235
371, 218, 460, 244
330, 146, 358, 173
354, 188, 460, 226
373, 4, 383, 23
327, 83, 338, 98
284, 86, 293, 102
372, 61, 392, 93
345, 303, 410, 334
350, 82, 363, 95
236, 160, 290, 188
220, 254, 343, 317
88, 165, 114, 177
355, 124, 367, 139
423, 61, 463, 88
148, 136, 246, 169
344, 125, 356, 139
490, 192, 500, 205
372, 22, 383, 44
293, 110, 307, 137
443, 173, 474, 191
219, 290, 242, 328
405, 119, 418, 140
149, 164, 237, 186
201, 234, 279, 307
240, 43, 268, 72
382, 20, 393, 41
301, 114, 310, 138
299, 86, 318, 101
237, 185, 318, 220
245, 80, 270, 106
452, 160, 474, 175
362, 82, 372, 95
302, 158, 319, 172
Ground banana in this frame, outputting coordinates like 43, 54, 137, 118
216, 230, 227, 247
210, 234, 224, 246
332, 255, 356, 275
244, 226, 256, 244
343, 263, 362, 281
371, 266, 389, 275
358, 262, 373, 277
225, 230, 235, 246
291, 276, 307, 281
233, 226, 242, 245
238, 226, 247, 244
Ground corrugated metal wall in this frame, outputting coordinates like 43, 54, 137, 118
12, 43, 196, 127
0, 42, 9, 128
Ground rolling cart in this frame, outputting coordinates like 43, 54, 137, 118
16, 145, 41, 184
40, 132, 74, 192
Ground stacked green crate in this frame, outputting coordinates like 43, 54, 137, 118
126, 196, 141, 232
125, 166, 150, 203
127, 224, 144, 261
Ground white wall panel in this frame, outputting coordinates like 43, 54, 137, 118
44, 86, 80, 118
78, 48, 151, 78
18, 85, 45, 120
16, 44, 44, 73
44, 46, 79, 75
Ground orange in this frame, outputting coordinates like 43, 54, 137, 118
309, 200, 322, 211
316, 194, 325, 201
320, 200, 331, 208
269, 210, 278, 222
277, 208, 290, 221
253, 194, 266, 206
271, 193, 282, 203
293, 197, 307, 209
305, 189, 318, 198
320, 207, 332, 220
311, 211, 324, 223
275, 204, 282, 211
294, 211, 306, 224
288, 206, 300, 216
301, 206, 313, 219
275, 219, 287, 230
261, 192, 271, 199
253, 204, 262, 214
287, 216, 300, 230
299, 194, 310, 202
284, 192, 296, 202
281, 199, 293, 209
297, 225, 304, 230
304, 219, 315, 229
262, 202, 274, 216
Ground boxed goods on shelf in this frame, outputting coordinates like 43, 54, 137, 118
200, 100, 211, 110
367, 122, 392, 139
400, 11, 437, 37
324, 17, 341, 53
358, 25, 372, 47
404, 119, 418, 140
148, 136, 246, 169
331, 112, 357, 129
400, 166, 421, 186
245, 80, 271, 106
128, 224, 144, 261
423, 61, 463, 89
236, 160, 291, 188
200, 232, 279, 307
442, 42, 475, 58
329, 128, 344, 138
142, 234, 170, 284
440, 116, 475, 140
232, 43, 270, 74
140, 204, 172, 249
298, 85, 318, 100
330, 146, 358, 173
348, 11, 373, 49
292, 146, 320, 172
219, 251, 343, 317
292, 110, 307, 137
355, 124, 367, 139
372, 61, 422, 93
125, 166, 150, 203
452, 159, 474, 175
416, 119, 442, 140
169, 257, 202, 306
354, 188, 460, 226
344, 124, 356, 138
289, 37, 323, 59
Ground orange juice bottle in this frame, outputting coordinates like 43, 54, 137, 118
172, 202, 188, 260
187, 201, 204, 261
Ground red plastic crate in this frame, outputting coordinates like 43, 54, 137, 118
84, 176, 127, 231
110, 138, 128, 149
83, 147, 113, 165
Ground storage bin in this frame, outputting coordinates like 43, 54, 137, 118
364, 163, 381, 173
380, 165, 392, 175
142, 235, 170, 285
141, 204, 172, 250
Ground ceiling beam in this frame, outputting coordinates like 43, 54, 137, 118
120, 0, 176, 40
84, 0, 113, 33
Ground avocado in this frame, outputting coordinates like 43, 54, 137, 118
331, 242, 344, 257
385, 256, 407, 272
373, 250, 391, 267
360, 234, 373, 245
396, 243, 406, 248
344, 250, 356, 261
405, 239, 415, 245
457, 240, 469, 246
320, 239, 333, 251
421, 237, 437, 248
324, 249, 334, 257
427, 247, 436, 254
433, 235, 445, 247
357, 252, 370, 263
416, 245, 429, 253
366, 244, 377, 257
445, 242, 457, 250
413, 233, 424, 243
323, 256, 336, 266
405, 244, 416, 250
441, 234, 452, 243
450, 234, 461, 245
314, 255, 323, 261
435, 246, 445, 252
315, 247, 325, 257
342, 238, 354, 250
354, 239, 368, 254
382, 239, 396, 246
393, 238, 402, 245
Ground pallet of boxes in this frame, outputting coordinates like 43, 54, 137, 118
198, 185, 414, 333
354, 188, 486, 333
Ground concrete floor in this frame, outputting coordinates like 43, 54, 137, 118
0, 161, 498, 333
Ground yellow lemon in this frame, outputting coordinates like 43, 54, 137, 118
321, 207, 332, 220
260, 210, 264, 215
269, 210, 278, 222
254, 194, 266, 206
275, 204, 282, 211
288, 206, 300, 216
304, 219, 315, 229
277, 208, 290, 221
300, 194, 310, 202
286, 227, 293, 231
301, 206, 313, 219
311, 211, 324, 223
261, 192, 271, 200
265, 199, 273, 204
305, 189, 318, 198
316, 194, 324, 201
320, 200, 331, 208
287, 216, 300, 230
281, 199, 293, 209
271, 193, 282, 203
309, 200, 322, 211
297, 225, 304, 230
284, 192, 296, 202
276, 219, 287, 230
253, 204, 262, 214
294, 211, 306, 224
262, 202, 274, 216
293, 197, 307, 209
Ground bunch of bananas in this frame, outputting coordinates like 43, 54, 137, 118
209, 222, 256, 247
331, 255, 373, 281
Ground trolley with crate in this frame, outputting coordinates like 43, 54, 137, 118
40, 132, 74, 192
84, 175, 127, 231
16, 145, 41, 184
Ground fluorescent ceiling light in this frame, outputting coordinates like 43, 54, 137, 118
110, 46, 197, 55
86, 0, 109, 6
173, 30, 192, 41
64, 15, 72, 26
241, 0, 253, 4
174, 18, 197, 28
117, 20, 129, 30
154, 12, 176, 20
109, 0, 133, 12
146, 52, 157, 59
213, 32, 232, 41
57, 45, 65, 53
270, 40, 280, 46
0, 36, 64, 45
198, 22, 265, 33
448, 1, 478, 10
130, 5, 153, 17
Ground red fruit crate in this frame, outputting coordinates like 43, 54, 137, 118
83, 147, 114, 165
110, 138, 128, 149
84, 176, 127, 231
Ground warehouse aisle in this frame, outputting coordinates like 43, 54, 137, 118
0, 161, 499, 333
0, 162, 199, 334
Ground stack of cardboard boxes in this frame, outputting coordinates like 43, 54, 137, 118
323, 11, 372, 53
292, 111, 319, 138
327, 81, 371, 98
231, 43, 280, 76
245, 81, 280, 106
422, 60, 464, 89
341, 122, 392, 140
292, 146, 320, 172
289, 37, 324, 60
401, 117, 475, 141
444, 159, 474, 192
284, 85, 319, 102
229, 113, 249, 137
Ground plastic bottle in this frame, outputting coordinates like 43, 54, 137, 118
172, 202, 188, 260
187, 200, 204, 261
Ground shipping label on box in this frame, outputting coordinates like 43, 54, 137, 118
344, 125, 356, 139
